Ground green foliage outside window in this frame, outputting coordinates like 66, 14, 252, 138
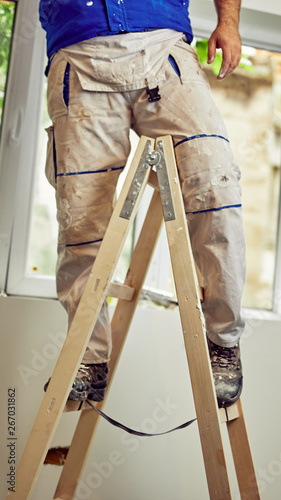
195, 39, 255, 75
0, 1, 16, 123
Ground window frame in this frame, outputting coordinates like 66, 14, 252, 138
0, 0, 52, 297
1, 0, 281, 316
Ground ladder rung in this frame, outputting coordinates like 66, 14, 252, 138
108, 282, 135, 300
219, 401, 240, 423
64, 400, 98, 413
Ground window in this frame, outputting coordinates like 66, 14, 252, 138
0, 0, 49, 295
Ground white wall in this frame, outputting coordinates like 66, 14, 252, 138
1, 295, 281, 500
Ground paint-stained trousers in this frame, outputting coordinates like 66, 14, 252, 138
45, 41, 246, 364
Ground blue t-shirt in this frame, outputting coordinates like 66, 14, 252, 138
39, 0, 193, 59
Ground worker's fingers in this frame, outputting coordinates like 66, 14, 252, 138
218, 42, 241, 79
207, 33, 217, 64
218, 48, 236, 80
208, 25, 241, 80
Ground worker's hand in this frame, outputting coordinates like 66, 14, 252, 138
208, 23, 241, 80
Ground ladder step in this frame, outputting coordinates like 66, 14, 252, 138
44, 447, 69, 466
64, 400, 98, 413
219, 401, 240, 423
108, 282, 135, 300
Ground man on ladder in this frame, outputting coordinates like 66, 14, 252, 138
40, 0, 246, 409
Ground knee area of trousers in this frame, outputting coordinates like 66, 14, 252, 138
174, 135, 240, 182
181, 163, 242, 214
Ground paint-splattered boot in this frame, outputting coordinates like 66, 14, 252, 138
207, 337, 243, 408
44, 362, 108, 402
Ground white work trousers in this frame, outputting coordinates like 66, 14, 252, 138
45, 42, 246, 363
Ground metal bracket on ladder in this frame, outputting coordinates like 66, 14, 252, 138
8, 136, 260, 500
120, 139, 153, 220
148, 140, 176, 221
120, 139, 176, 222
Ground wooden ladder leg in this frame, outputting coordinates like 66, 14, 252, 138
53, 183, 164, 500
227, 399, 260, 499
156, 136, 232, 500
8, 136, 154, 500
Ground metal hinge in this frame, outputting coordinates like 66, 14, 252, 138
147, 141, 175, 222
120, 139, 175, 222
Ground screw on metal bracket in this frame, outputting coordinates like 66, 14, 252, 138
145, 150, 161, 166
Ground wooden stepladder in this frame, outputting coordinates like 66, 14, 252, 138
8, 136, 260, 500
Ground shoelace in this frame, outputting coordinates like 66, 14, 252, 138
209, 342, 240, 369
77, 363, 108, 384
77, 364, 91, 377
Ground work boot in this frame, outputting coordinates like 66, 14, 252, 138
207, 337, 243, 408
44, 362, 108, 402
